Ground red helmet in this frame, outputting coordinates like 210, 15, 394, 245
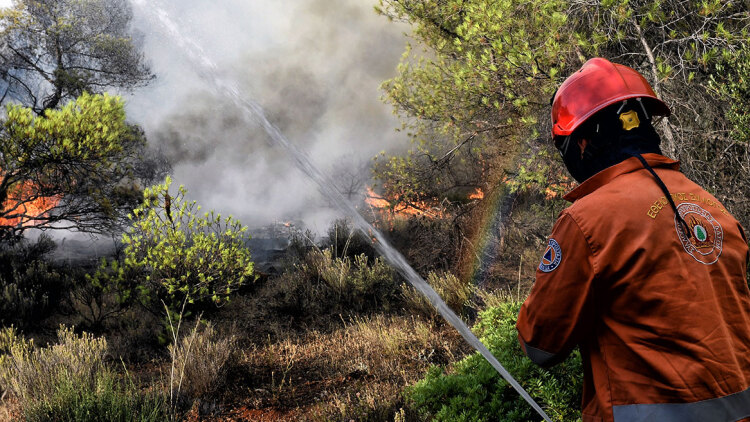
551, 58, 670, 139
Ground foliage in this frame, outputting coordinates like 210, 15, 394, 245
0, 93, 151, 239
308, 248, 399, 313
376, 0, 750, 237
72, 258, 135, 331
0, 0, 153, 113
567, 1, 750, 231
0, 235, 71, 328
381, 217, 465, 275
374, 0, 573, 204
407, 301, 583, 422
268, 247, 399, 325
120, 177, 256, 322
712, 45, 750, 144
705, 44, 750, 228
402, 271, 472, 318
568, 0, 750, 152
0, 325, 167, 421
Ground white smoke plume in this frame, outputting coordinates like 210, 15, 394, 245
126, 0, 409, 232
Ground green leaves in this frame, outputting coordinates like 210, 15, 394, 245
709, 44, 750, 144
120, 177, 257, 320
376, 0, 750, 210
5, 92, 127, 156
374, 0, 576, 202
407, 302, 583, 421
0, 93, 149, 238
0, 0, 153, 113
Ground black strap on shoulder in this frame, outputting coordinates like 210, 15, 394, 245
631, 154, 693, 239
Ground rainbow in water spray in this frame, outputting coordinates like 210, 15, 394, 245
468, 185, 518, 288
130, 1, 552, 420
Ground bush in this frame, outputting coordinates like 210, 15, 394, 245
263, 248, 401, 329
120, 176, 257, 322
0, 235, 71, 329
307, 248, 400, 313
0, 326, 167, 421
705, 46, 750, 235
73, 258, 133, 332
382, 217, 463, 275
322, 219, 376, 260
402, 271, 472, 318
406, 301, 583, 422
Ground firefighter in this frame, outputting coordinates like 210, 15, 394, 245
516, 57, 750, 422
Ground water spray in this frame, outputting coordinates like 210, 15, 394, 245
131, 2, 552, 420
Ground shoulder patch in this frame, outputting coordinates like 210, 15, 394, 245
539, 238, 562, 273
675, 202, 723, 265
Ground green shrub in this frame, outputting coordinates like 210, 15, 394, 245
22, 373, 167, 422
711, 45, 750, 145
267, 248, 400, 324
707, 45, 750, 239
0, 326, 167, 421
308, 248, 399, 313
73, 258, 133, 331
0, 235, 71, 328
406, 301, 583, 422
120, 176, 257, 323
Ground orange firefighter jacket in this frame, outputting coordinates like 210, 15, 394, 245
517, 153, 750, 422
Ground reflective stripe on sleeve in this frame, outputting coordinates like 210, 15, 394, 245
612, 385, 750, 422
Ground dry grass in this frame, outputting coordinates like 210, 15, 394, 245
210, 248, 404, 345
0, 326, 167, 421
232, 313, 470, 421
0, 389, 20, 420
402, 271, 473, 318
0, 326, 107, 404
199, 250, 515, 421
169, 321, 238, 404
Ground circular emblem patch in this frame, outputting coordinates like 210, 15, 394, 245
674, 203, 723, 265
539, 238, 562, 273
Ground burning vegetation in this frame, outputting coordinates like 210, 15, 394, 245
469, 188, 484, 200
365, 186, 447, 224
0, 176, 60, 230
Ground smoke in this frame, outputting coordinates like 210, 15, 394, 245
126, 0, 409, 232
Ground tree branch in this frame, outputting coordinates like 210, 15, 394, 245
633, 19, 677, 157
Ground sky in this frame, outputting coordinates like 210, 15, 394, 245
125, 0, 410, 233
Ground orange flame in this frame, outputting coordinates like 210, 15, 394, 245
545, 180, 577, 199
365, 187, 390, 209
365, 187, 446, 224
0, 178, 60, 228
469, 188, 484, 200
